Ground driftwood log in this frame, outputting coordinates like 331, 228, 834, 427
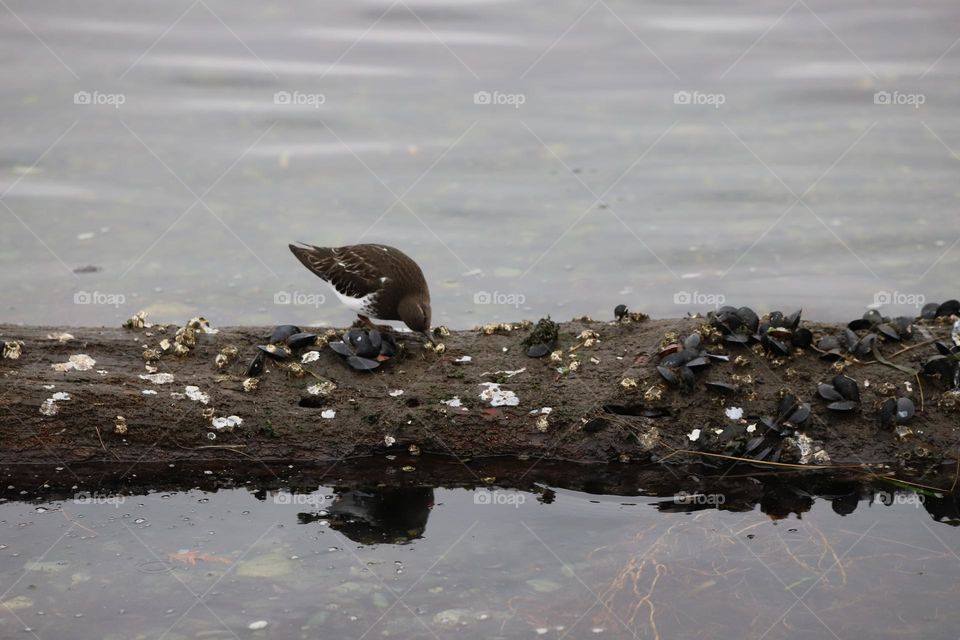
0, 316, 958, 491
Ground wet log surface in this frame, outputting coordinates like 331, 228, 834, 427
0, 316, 958, 491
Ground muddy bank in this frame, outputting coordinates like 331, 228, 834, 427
0, 313, 958, 488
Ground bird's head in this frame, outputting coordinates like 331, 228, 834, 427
398, 294, 432, 342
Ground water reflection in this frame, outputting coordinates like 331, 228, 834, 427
297, 487, 435, 544
1, 461, 958, 639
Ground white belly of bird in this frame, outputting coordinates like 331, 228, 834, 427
329, 285, 378, 317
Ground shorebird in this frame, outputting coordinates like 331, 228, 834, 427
288, 242, 432, 341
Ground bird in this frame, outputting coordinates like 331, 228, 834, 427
288, 242, 432, 341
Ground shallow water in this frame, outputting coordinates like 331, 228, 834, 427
2, 467, 959, 639
1, 0, 959, 329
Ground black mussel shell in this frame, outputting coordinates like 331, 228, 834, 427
329, 341, 354, 357
762, 334, 791, 356
777, 394, 800, 421
847, 318, 873, 332
286, 332, 319, 350
760, 416, 782, 433
896, 397, 915, 421
705, 381, 738, 394
657, 365, 695, 389
723, 333, 754, 345
679, 366, 696, 389
787, 404, 811, 426
818, 335, 841, 351
661, 349, 698, 367
269, 324, 301, 344
818, 383, 844, 401
737, 307, 760, 333
863, 309, 883, 326
346, 332, 379, 359
880, 397, 913, 427
876, 324, 901, 342
656, 365, 678, 385
712, 307, 742, 333
880, 397, 897, 428
685, 356, 710, 370
344, 328, 366, 347
744, 436, 766, 454
892, 316, 913, 337
819, 349, 845, 362
921, 302, 940, 320
852, 334, 877, 358
614, 304, 628, 320
842, 328, 860, 350
246, 351, 266, 377
347, 355, 381, 370
527, 343, 551, 358
257, 343, 291, 360
684, 333, 702, 351
785, 309, 802, 331
767, 311, 785, 327
832, 375, 860, 402
791, 328, 813, 349
934, 341, 958, 356
366, 329, 383, 353
379, 333, 398, 357
827, 400, 859, 412
890, 316, 913, 336
923, 355, 955, 378
298, 396, 328, 408
936, 300, 960, 317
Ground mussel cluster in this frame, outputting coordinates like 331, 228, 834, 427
693, 394, 811, 463
523, 316, 559, 358
742, 393, 811, 462
920, 299, 960, 320
816, 312, 915, 361
710, 307, 811, 356
247, 325, 320, 377
328, 329, 398, 371
656, 332, 728, 390
846, 309, 914, 340
817, 375, 860, 412
923, 340, 960, 390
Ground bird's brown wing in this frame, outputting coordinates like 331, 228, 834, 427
288, 243, 385, 300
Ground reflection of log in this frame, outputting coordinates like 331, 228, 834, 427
0, 318, 957, 487
1, 458, 956, 527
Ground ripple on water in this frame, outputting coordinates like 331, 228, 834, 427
141, 55, 418, 78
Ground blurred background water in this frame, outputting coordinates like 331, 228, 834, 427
1, 0, 958, 329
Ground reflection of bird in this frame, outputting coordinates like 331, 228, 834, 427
289, 243, 432, 340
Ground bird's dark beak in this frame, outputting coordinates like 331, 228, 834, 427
421, 331, 435, 346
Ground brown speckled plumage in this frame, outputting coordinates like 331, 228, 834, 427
289, 242, 432, 335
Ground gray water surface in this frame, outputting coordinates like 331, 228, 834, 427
1, 474, 958, 639
1, 0, 959, 329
